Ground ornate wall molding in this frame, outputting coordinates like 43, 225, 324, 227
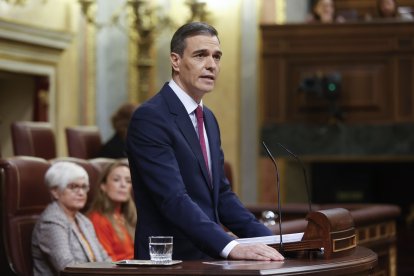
0, 19, 73, 155
0, 19, 72, 50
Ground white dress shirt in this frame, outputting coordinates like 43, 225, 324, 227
168, 80, 211, 173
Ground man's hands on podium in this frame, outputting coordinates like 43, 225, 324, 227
228, 243, 284, 261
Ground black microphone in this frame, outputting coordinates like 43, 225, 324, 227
277, 143, 312, 213
262, 141, 283, 253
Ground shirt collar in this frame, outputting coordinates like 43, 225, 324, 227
169, 79, 203, 115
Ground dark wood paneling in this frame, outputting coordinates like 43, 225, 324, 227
261, 21, 414, 124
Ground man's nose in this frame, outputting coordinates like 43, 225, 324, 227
205, 56, 217, 70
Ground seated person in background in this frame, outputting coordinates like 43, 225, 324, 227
375, 0, 414, 20
87, 160, 136, 261
98, 102, 138, 159
32, 162, 110, 276
307, 0, 345, 23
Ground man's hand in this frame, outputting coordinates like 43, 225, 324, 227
228, 243, 284, 261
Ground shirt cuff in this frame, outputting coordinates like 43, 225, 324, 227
220, 240, 239, 258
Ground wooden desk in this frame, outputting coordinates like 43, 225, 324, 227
62, 246, 376, 276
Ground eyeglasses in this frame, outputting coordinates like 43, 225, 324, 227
66, 183, 90, 193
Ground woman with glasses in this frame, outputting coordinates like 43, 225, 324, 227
87, 160, 136, 261
32, 161, 110, 276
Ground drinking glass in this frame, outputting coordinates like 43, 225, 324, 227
149, 236, 173, 263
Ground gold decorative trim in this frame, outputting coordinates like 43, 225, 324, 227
332, 234, 356, 252
389, 245, 397, 276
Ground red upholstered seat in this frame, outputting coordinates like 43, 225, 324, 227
65, 126, 102, 159
0, 156, 51, 276
11, 121, 56, 159
89, 157, 119, 174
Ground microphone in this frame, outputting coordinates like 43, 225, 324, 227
261, 141, 283, 253
277, 143, 312, 213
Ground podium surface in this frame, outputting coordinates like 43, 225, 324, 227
61, 246, 376, 276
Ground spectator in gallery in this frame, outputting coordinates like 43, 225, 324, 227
375, 0, 414, 20
31, 162, 110, 276
307, 0, 345, 23
98, 102, 138, 159
88, 160, 136, 261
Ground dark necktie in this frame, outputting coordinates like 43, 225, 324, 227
195, 105, 211, 185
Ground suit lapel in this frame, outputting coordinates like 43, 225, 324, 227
161, 85, 212, 189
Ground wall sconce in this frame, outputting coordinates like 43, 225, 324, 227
186, 0, 210, 22
79, 0, 210, 102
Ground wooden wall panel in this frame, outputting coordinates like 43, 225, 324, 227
260, 21, 414, 125
288, 59, 392, 122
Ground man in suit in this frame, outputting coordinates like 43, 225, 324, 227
126, 22, 284, 261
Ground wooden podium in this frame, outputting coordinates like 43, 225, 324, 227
270, 208, 357, 259
61, 246, 376, 276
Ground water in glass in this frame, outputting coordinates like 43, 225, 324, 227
149, 236, 173, 263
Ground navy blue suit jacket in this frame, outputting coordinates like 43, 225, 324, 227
126, 83, 271, 260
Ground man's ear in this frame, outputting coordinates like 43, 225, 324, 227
170, 53, 181, 72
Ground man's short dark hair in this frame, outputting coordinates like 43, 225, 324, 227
170, 22, 219, 56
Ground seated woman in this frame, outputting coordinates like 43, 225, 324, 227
87, 160, 136, 261
375, 0, 413, 20
32, 162, 110, 276
307, 0, 345, 23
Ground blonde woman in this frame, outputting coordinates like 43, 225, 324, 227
88, 160, 136, 261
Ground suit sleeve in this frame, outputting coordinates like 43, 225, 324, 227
207, 112, 272, 238
217, 174, 272, 238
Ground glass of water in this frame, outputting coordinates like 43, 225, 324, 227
149, 236, 173, 263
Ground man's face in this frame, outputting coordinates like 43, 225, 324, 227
171, 34, 222, 102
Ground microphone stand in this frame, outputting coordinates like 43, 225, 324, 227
277, 143, 325, 258
262, 141, 284, 253
277, 143, 312, 213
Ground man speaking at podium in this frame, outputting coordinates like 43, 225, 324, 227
126, 22, 284, 261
